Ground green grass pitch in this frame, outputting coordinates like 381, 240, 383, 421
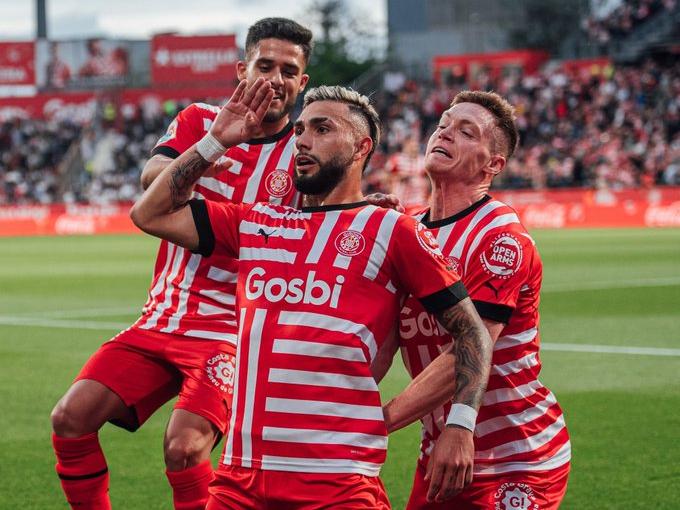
0, 228, 678, 509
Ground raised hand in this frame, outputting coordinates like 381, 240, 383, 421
210, 78, 274, 148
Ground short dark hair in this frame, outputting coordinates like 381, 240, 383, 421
303, 85, 381, 171
245, 17, 313, 64
451, 90, 519, 159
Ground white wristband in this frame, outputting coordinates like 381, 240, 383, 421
196, 132, 227, 163
445, 404, 477, 432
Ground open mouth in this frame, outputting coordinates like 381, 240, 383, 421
295, 154, 318, 171
431, 147, 452, 158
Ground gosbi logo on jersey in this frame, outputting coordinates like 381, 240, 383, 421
480, 233, 523, 279
265, 169, 293, 198
245, 267, 344, 308
415, 223, 443, 257
335, 230, 366, 257
205, 352, 236, 395
494, 483, 537, 510
445, 256, 461, 274
399, 305, 446, 340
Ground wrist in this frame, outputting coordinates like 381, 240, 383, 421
445, 404, 477, 432
196, 132, 227, 163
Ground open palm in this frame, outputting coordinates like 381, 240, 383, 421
210, 78, 274, 148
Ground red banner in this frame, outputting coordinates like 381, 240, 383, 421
492, 187, 680, 228
0, 203, 139, 237
0, 85, 234, 121
0, 42, 35, 86
151, 34, 238, 87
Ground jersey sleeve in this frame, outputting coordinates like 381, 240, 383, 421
389, 214, 468, 314
464, 230, 535, 323
189, 199, 247, 258
151, 104, 206, 159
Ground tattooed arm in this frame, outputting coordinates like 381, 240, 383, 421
383, 297, 492, 432
382, 297, 492, 502
130, 78, 273, 248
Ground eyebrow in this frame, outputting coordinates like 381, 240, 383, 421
294, 116, 332, 129
254, 57, 300, 73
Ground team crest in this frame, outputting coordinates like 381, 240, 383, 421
205, 352, 236, 394
335, 230, 366, 257
266, 170, 293, 198
415, 223, 443, 257
480, 233, 523, 279
445, 256, 461, 274
494, 483, 538, 510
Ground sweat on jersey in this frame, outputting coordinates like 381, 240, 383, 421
399, 195, 571, 476
190, 199, 467, 476
133, 102, 301, 342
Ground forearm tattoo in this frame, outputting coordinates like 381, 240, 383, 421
437, 300, 493, 410
168, 151, 212, 209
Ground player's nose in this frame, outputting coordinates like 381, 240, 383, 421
268, 70, 284, 87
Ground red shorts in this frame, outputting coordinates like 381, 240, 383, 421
76, 327, 236, 433
406, 460, 570, 510
206, 465, 391, 509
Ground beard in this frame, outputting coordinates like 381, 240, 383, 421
294, 153, 353, 196
264, 95, 296, 123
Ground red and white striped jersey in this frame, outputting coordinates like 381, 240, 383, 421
399, 195, 571, 476
133, 103, 301, 343
191, 199, 466, 476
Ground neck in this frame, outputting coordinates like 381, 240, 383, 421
301, 167, 364, 208
250, 116, 290, 139
428, 178, 489, 221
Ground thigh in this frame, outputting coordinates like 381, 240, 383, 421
406, 462, 450, 510
77, 329, 181, 430
268, 471, 391, 510
456, 464, 571, 510
206, 466, 265, 510
169, 341, 237, 435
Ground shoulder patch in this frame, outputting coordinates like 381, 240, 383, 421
479, 232, 523, 279
415, 222, 443, 257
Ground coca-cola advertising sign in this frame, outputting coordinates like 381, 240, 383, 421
0, 42, 35, 86
151, 34, 238, 86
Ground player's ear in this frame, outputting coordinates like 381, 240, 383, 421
354, 136, 373, 163
298, 73, 310, 92
236, 61, 247, 81
485, 154, 505, 177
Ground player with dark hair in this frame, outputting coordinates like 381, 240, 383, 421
130, 80, 494, 509
50, 18, 312, 510
383, 90, 571, 508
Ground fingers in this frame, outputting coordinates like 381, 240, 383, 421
253, 88, 275, 122
426, 462, 444, 502
241, 77, 268, 105
229, 80, 248, 104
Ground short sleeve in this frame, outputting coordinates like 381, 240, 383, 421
189, 199, 245, 258
151, 104, 207, 159
389, 215, 468, 314
464, 230, 534, 323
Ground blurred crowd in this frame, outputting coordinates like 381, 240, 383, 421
364, 59, 680, 207
1, 59, 679, 206
583, 0, 676, 48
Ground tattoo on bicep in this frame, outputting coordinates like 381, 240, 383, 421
168, 152, 211, 209
437, 300, 493, 410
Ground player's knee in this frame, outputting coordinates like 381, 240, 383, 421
51, 400, 92, 437
164, 435, 210, 470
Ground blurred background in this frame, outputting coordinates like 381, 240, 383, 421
0, 0, 678, 225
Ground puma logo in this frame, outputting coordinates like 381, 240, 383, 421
257, 228, 277, 243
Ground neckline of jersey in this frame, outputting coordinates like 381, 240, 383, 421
420, 194, 493, 228
301, 200, 369, 213
247, 121, 293, 145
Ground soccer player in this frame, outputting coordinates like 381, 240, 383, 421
50, 18, 312, 510
395, 91, 571, 508
130, 80, 494, 509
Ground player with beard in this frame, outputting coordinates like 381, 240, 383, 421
50, 18, 312, 510
130, 80, 494, 509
